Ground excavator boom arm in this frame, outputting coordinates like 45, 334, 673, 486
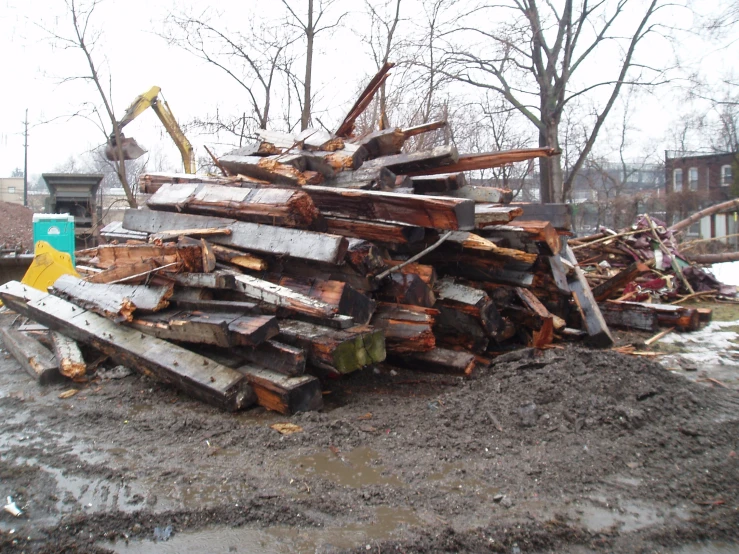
111, 86, 195, 174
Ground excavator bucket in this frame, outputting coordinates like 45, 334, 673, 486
104, 136, 146, 162
21, 241, 79, 293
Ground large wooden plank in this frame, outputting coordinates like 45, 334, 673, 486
599, 302, 659, 332
370, 303, 437, 354
361, 145, 459, 175
0, 327, 60, 385
562, 246, 614, 348
324, 217, 425, 244
435, 277, 502, 336
304, 186, 475, 231
480, 221, 561, 256
410, 172, 466, 194
236, 365, 323, 414
510, 203, 572, 231
92, 244, 204, 272
446, 185, 513, 204
404, 148, 557, 176
277, 320, 386, 374
269, 275, 376, 325
51, 332, 86, 380
0, 282, 256, 411
129, 310, 279, 347
388, 347, 477, 376
51, 275, 173, 323
147, 182, 320, 228
322, 167, 397, 190
123, 210, 349, 265
232, 274, 339, 320
238, 340, 306, 377
352, 128, 406, 158
603, 301, 700, 332
217, 154, 322, 186
474, 204, 525, 228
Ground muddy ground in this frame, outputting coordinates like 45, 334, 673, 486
0, 310, 738, 554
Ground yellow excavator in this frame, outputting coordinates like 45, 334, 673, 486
105, 86, 196, 174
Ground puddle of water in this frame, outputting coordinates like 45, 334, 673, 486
14, 456, 148, 514
427, 462, 500, 500
572, 500, 688, 533
107, 505, 421, 554
293, 447, 403, 489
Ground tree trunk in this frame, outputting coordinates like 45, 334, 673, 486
301, 0, 314, 131
538, 123, 562, 204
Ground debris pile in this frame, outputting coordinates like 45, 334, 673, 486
569, 215, 737, 334
0, 64, 722, 414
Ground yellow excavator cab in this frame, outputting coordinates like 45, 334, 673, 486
21, 241, 79, 293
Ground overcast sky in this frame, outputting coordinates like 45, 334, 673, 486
0, 0, 736, 181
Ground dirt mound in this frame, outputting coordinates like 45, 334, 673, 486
0, 201, 34, 250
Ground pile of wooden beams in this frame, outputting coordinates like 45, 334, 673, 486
3, 64, 665, 415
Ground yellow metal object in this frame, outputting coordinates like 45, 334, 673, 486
115, 86, 196, 174
21, 241, 79, 292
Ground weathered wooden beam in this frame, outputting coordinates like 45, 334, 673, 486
480, 221, 561, 255
378, 272, 436, 308
404, 148, 558, 176
277, 320, 386, 374
352, 128, 406, 158
370, 303, 437, 354
435, 277, 502, 336
236, 365, 323, 414
171, 271, 236, 290
324, 217, 425, 244
515, 288, 555, 348
217, 154, 322, 186
382, 261, 437, 286
123, 210, 349, 265
129, 310, 278, 348
336, 62, 394, 137
85, 260, 161, 285
402, 120, 447, 139
388, 347, 477, 376
92, 244, 204, 272
0, 327, 60, 385
562, 246, 614, 348
207, 243, 268, 271
51, 331, 86, 380
322, 166, 397, 190
238, 340, 306, 377
303, 185, 475, 231
345, 238, 387, 277
510, 203, 572, 231
152, 227, 232, 242
446, 185, 513, 204
591, 261, 654, 302
599, 302, 659, 332
0, 282, 255, 411
410, 172, 466, 194
603, 301, 701, 331
232, 274, 348, 323
269, 275, 376, 325
361, 145, 460, 175
147, 182, 320, 228
51, 275, 173, 323
474, 204, 525, 228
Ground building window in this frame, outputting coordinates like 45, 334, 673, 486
673, 168, 683, 192
722, 164, 733, 186
689, 167, 698, 190
7, 187, 15, 193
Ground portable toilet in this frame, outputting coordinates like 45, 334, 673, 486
32, 214, 76, 265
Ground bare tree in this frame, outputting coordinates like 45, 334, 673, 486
364, 0, 403, 128
42, 0, 138, 207
439, 0, 677, 203
281, 0, 348, 130
163, 9, 297, 139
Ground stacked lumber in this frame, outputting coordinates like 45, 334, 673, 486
1, 64, 635, 415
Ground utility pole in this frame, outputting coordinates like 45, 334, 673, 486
23, 109, 28, 207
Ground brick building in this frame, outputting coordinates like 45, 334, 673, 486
665, 151, 739, 243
